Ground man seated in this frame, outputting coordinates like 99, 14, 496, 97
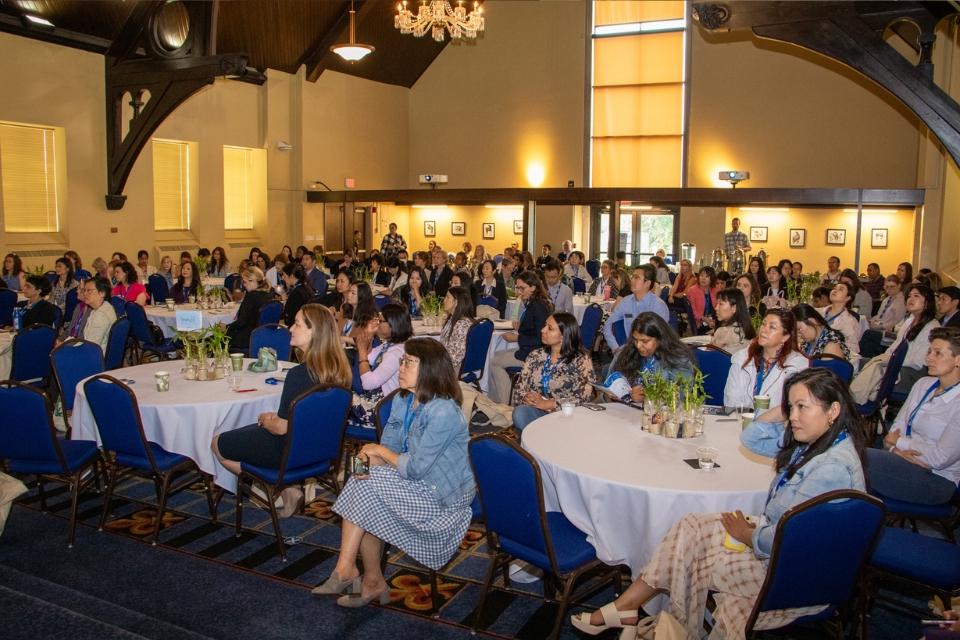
938, 285, 960, 328
543, 260, 573, 314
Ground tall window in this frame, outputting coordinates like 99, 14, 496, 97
590, 1, 686, 187
153, 139, 191, 230
0, 122, 61, 232
222, 145, 266, 230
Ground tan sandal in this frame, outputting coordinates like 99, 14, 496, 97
569, 602, 639, 635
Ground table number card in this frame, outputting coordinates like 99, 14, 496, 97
175, 309, 203, 331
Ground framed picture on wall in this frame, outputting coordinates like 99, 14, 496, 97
483, 223, 495, 240
451, 221, 466, 236
423, 220, 436, 238
826, 228, 846, 246
789, 228, 806, 248
750, 226, 768, 242
871, 228, 888, 248
513, 219, 523, 234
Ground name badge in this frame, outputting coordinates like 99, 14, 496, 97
175, 309, 203, 331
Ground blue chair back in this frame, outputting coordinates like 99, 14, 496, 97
469, 435, 558, 572
0, 382, 65, 470
668, 271, 677, 284
11, 324, 56, 383
747, 490, 885, 632
0, 288, 16, 326
50, 304, 63, 331
571, 277, 586, 294
811, 357, 854, 383
373, 389, 402, 442
579, 303, 603, 351
257, 301, 283, 326
83, 374, 156, 468
493, 254, 503, 265
124, 303, 158, 346
373, 294, 391, 310
105, 317, 131, 369
875, 340, 908, 405
224, 273, 241, 292
350, 353, 365, 394
109, 296, 127, 318
64, 287, 79, 327
278, 386, 352, 480
249, 323, 291, 361
693, 346, 731, 405
147, 274, 169, 304
612, 318, 626, 347
50, 340, 104, 412
460, 319, 494, 382
585, 260, 600, 279
668, 308, 680, 332
44, 271, 58, 285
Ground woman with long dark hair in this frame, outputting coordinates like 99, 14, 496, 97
685, 266, 723, 334
574, 367, 866, 638
724, 308, 809, 409
316, 339, 474, 607
208, 246, 230, 277
280, 262, 315, 327
735, 273, 763, 314
708, 288, 755, 353
760, 265, 787, 309
609, 312, 696, 403
748, 256, 768, 288
512, 312, 595, 430
111, 260, 148, 306
816, 281, 861, 364
169, 261, 199, 304
476, 259, 507, 317
51, 256, 78, 312
350, 302, 414, 431
339, 281, 377, 343
439, 286, 476, 372
888, 283, 939, 392
323, 270, 352, 312
394, 266, 429, 318
840, 268, 873, 316
794, 303, 850, 360
897, 261, 914, 286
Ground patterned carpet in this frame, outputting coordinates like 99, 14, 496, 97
6, 471, 937, 639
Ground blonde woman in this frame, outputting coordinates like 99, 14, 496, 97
213, 304, 352, 516
225, 266, 275, 351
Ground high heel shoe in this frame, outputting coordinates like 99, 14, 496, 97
569, 602, 639, 636
335, 587, 390, 608
311, 570, 361, 596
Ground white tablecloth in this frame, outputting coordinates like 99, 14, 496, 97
201, 277, 225, 289
71, 359, 287, 492
0, 332, 12, 379
412, 319, 516, 392
522, 404, 774, 577
145, 304, 239, 338
505, 295, 614, 324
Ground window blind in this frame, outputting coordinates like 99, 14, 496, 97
223, 146, 254, 230
0, 122, 60, 232
153, 139, 190, 230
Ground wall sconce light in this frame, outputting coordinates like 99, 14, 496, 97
719, 170, 750, 188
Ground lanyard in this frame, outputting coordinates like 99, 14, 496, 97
519, 301, 528, 323
824, 307, 843, 324
401, 395, 422, 454
754, 359, 776, 396
540, 356, 559, 396
771, 431, 848, 498
573, 266, 580, 278
409, 293, 418, 316
343, 320, 353, 335
549, 285, 560, 305
371, 343, 390, 370
879, 297, 891, 317
905, 379, 960, 435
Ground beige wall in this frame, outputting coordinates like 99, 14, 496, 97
678, 206, 725, 267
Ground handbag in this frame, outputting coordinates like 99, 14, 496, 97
247, 346, 278, 373
622, 611, 690, 640
849, 353, 889, 404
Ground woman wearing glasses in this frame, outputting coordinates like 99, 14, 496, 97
314, 338, 475, 608
349, 302, 413, 431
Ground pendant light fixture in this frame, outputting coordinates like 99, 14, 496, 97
331, 0, 374, 62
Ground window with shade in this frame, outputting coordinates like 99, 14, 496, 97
0, 122, 62, 233
222, 145, 266, 230
153, 138, 192, 230
591, 1, 686, 187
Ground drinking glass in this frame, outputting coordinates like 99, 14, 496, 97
696, 446, 719, 470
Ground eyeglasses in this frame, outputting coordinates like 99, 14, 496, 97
399, 357, 419, 368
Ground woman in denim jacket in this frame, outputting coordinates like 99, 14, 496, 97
571, 368, 866, 639
314, 338, 475, 608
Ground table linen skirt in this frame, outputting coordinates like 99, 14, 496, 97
333, 465, 472, 570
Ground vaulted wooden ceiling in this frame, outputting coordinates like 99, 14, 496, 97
0, 0, 455, 87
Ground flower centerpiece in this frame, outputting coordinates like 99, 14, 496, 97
175, 323, 231, 381
420, 292, 444, 327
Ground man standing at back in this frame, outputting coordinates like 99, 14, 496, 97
603, 264, 670, 350
379, 222, 406, 259
723, 218, 751, 267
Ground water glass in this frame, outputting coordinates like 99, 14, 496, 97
753, 395, 770, 412
560, 401, 575, 417
165, 298, 175, 311
230, 352, 245, 372
228, 371, 243, 391
696, 446, 719, 470
154, 371, 170, 392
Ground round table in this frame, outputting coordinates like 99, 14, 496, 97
522, 403, 775, 577
145, 303, 239, 338
505, 295, 614, 324
71, 359, 288, 492
0, 331, 12, 378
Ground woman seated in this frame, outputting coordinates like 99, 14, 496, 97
877, 283, 938, 395
323, 271, 352, 312
815, 281, 861, 365
394, 266, 428, 318
208, 246, 231, 278
666, 259, 695, 305
73, 277, 117, 353
111, 261, 148, 306
367, 254, 391, 287
588, 259, 619, 299
649, 255, 672, 287
280, 263, 315, 327
866, 326, 960, 505
157, 255, 176, 288
2, 253, 25, 291
475, 259, 507, 318
724, 309, 809, 409
564, 250, 593, 286
314, 338, 475, 607
438, 286, 476, 372
384, 257, 408, 294
794, 303, 850, 360
169, 261, 199, 304
840, 268, 874, 317
707, 288, 755, 354
608, 312, 695, 403
338, 281, 377, 344
488, 271, 552, 405
512, 312, 595, 431
573, 368, 866, 638
685, 266, 722, 335
51, 257, 79, 313
735, 273, 764, 318
20, 275, 59, 328
226, 267, 275, 352
212, 304, 352, 516
760, 265, 788, 310
349, 303, 413, 430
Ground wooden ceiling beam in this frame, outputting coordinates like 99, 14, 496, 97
302, 0, 377, 83
0, 12, 113, 54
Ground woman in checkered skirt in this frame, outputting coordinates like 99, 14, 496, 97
313, 338, 476, 608
571, 368, 867, 639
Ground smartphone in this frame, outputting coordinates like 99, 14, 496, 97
350, 456, 369, 476
582, 403, 606, 411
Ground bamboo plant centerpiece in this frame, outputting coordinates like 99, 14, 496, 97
175, 323, 232, 381
640, 370, 708, 438
419, 292, 444, 326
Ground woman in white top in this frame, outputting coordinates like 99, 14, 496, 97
886, 283, 940, 393
866, 326, 960, 505
869, 275, 906, 332
77, 277, 118, 354
384, 257, 408, 294
760, 265, 787, 310
816, 281, 861, 365
563, 251, 593, 286
707, 287, 755, 353
724, 308, 809, 409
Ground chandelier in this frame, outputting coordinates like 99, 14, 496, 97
394, 1, 485, 43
